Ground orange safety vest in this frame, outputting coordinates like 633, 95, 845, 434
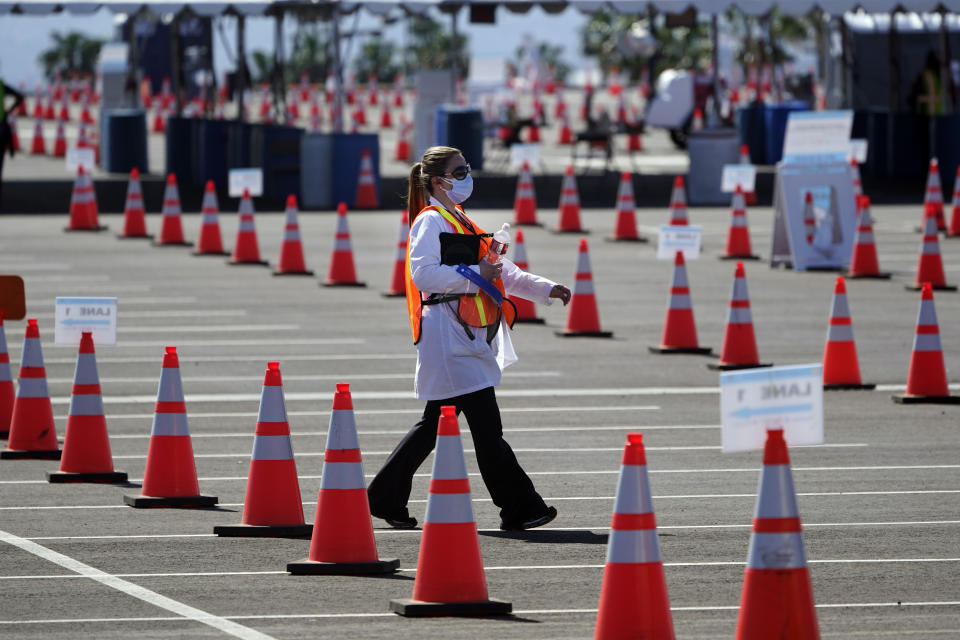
405, 204, 516, 344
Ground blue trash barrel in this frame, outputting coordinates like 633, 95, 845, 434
736, 104, 765, 164
193, 119, 231, 189
101, 109, 148, 174
250, 124, 303, 202
435, 105, 484, 170
331, 133, 379, 209
165, 116, 193, 180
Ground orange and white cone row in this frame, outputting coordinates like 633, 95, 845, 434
124, 347, 218, 507
909, 205, 956, 291
508, 230, 544, 324
513, 161, 539, 226
288, 383, 398, 574
66, 166, 104, 232
194, 180, 228, 255
822, 277, 874, 390
216, 362, 311, 536
47, 332, 127, 482
354, 150, 379, 209
892, 283, 960, 404
2, 319, 60, 459
229, 189, 269, 266
390, 405, 511, 616
118, 167, 150, 239
0, 312, 13, 439
609, 171, 644, 242
556, 166, 584, 232
668, 176, 688, 225
156, 173, 191, 246
594, 433, 674, 640
735, 428, 819, 639
722, 186, 759, 260
383, 209, 408, 297
324, 203, 365, 287
847, 196, 890, 279
649, 251, 711, 355
558, 239, 612, 338
708, 262, 772, 371
274, 195, 313, 275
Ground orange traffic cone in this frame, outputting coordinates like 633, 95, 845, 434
649, 251, 711, 355
390, 405, 511, 616
509, 229, 544, 324
708, 262, 772, 370
193, 180, 228, 255
847, 196, 889, 279
273, 194, 313, 275
156, 173, 191, 246
380, 105, 392, 128
29, 120, 46, 155
354, 150, 379, 209
556, 165, 584, 233
668, 176, 688, 225
594, 433, 674, 640
822, 277, 874, 390
382, 209, 408, 297
151, 105, 166, 133
323, 202, 365, 287
66, 165, 104, 231
2, 319, 60, 460
625, 126, 643, 152
51, 119, 67, 157
47, 332, 127, 483
124, 347, 218, 507
692, 108, 704, 131
921, 158, 946, 232
43, 94, 55, 120
802, 191, 815, 244
558, 112, 573, 145
892, 283, 960, 404
609, 171, 644, 242
908, 204, 956, 291
0, 312, 14, 439
526, 122, 541, 143
850, 157, 862, 197
948, 166, 960, 238
229, 189, 269, 266
215, 362, 312, 537
514, 161, 539, 226
8, 116, 20, 152
721, 185, 759, 260
558, 239, 612, 338
740, 144, 757, 205
735, 429, 819, 640
117, 167, 150, 239
395, 120, 411, 162
309, 101, 322, 132
288, 383, 399, 573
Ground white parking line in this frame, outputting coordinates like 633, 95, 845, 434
46, 371, 561, 385
114, 324, 300, 334
0, 529, 275, 640
37, 338, 365, 351
41, 353, 414, 365
102, 405, 664, 420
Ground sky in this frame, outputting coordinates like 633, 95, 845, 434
0, 6, 593, 88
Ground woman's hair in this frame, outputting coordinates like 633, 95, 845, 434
407, 146, 461, 220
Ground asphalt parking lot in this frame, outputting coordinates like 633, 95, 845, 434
1, 199, 958, 639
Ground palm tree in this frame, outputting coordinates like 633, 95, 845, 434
38, 31, 104, 81
404, 16, 469, 77
288, 23, 333, 83
353, 40, 399, 85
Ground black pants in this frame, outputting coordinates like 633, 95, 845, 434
367, 386, 547, 524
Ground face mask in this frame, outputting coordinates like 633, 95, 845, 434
442, 173, 474, 204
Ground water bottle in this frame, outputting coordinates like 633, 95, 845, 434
486, 223, 511, 263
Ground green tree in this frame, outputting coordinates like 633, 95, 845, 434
513, 41, 572, 83
38, 31, 104, 81
353, 40, 399, 85
405, 16, 469, 77
250, 49, 273, 85
288, 23, 333, 83
725, 8, 812, 73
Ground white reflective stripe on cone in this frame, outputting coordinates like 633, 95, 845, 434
0, 326, 8, 353
914, 333, 943, 352
731, 192, 745, 210
251, 435, 294, 461
201, 194, 216, 210
573, 278, 595, 295
731, 277, 749, 301
606, 529, 662, 564
69, 393, 104, 416
575, 250, 592, 276
319, 461, 365, 490
238, 219, 256, 232
827, 324, 855, 342
425, 492, 475, 524
283, 230, 301, 242
669, 293, 692, 310
830, 293, 851, 321
731, 213, 747, 227
613, 465, 654, 514
672, 264, 689, 289
162, 208, 180, 216
16, 377, 49, 398
74, 354, 99, 384
151, 413, 190, 436
333, 238, 353, 252
918, 299, 938, 327
284, 208, 298, 225
21, 338, 44, 368
855, 230, 875, 244
0, 368, 11, 382
156, 370, 184, 403
747, 531, 807, 569
201, 214, 218, 225
239, 201, 254, 215
327, 409, 360, 449
727, 306, 753, 324
860, 207, 874, 226
257, 386, 287, 422
335, 216, 350, 233
755, 464, 800, 518
432, 436, 468, 480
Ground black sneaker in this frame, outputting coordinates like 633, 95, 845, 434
372, 511, 418, 529
499, 506, 557, 531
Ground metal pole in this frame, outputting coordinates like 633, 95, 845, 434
203, 16, 215, 116
332, 7, 344, 133
711, 13, 720, 123
888, 11, 900, 113
840, 15, 850, 109
273, 11, 284, 122
171, 13, 183, 116
236, 14, 246, 122
450, 7, 458, 100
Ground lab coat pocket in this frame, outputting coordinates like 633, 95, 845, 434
447, 313, 488, 359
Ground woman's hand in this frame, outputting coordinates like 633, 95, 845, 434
478, 259, 503, 282
550, 284, 572, 306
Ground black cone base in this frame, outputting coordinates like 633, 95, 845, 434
47, 470, 128, 484
64, 226, 108, 232
215, 523, 313, 538
824, 383, 877, 391
905, 284, 957, 291
381, 291, 406, 298
605, 236, 648, 243
153, 241, 195, 248
513, 221, 543, 227
117, 233, 154, 240
228, 259, 270, 267
892, 394, 960, 404
273, 270, 315, 277
390, 598, 512, 617
556, 330, 613, 338
648, 345, 713, 355
846, 272, 892, 279
552, 229, 589, 235
1, 449, 61, 460
193, 250, 231, 256
124, 494, 218, 508
287, 557, 399, 575
322, 281, 367, 288
514, 317, 546, 325
707, 362, 774, 371
720, 254, 761, 261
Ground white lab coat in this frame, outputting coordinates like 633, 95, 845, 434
410, 201, 558, 401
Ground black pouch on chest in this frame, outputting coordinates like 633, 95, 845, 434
439, 232, 481, 266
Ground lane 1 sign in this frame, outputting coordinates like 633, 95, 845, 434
657, 225, 702, 260
55, 297, 118, 345
719, 363, 824, 453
